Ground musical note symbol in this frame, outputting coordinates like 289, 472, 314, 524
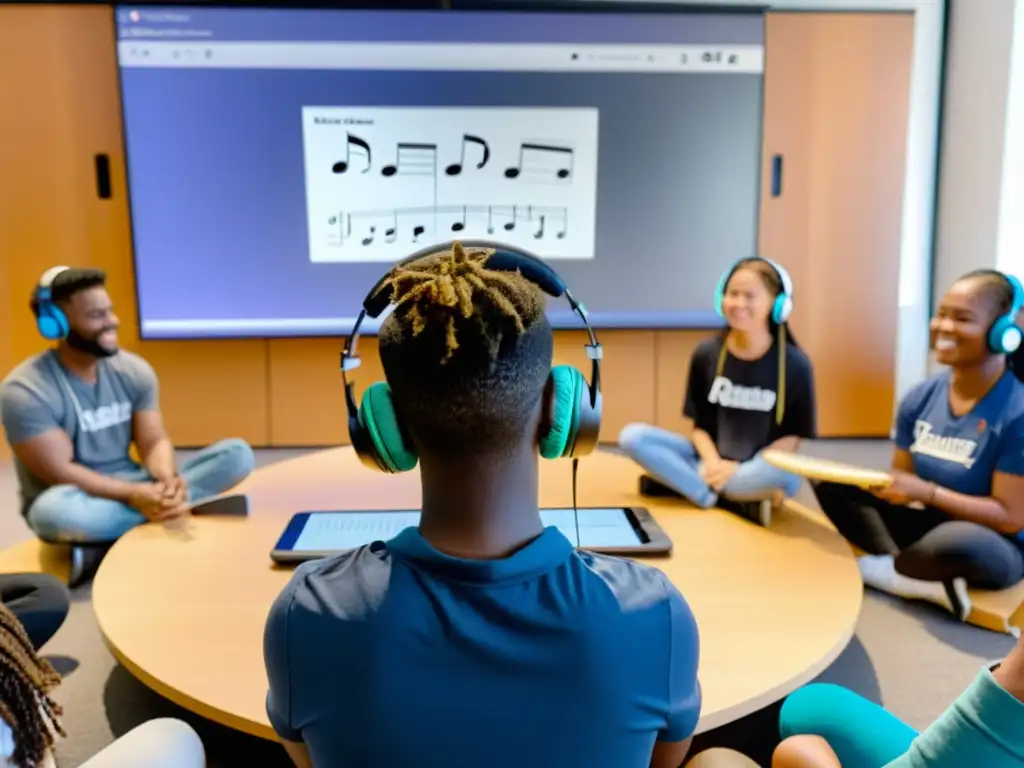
450, 206, 467, 233
504, 143, 574, 181
331, 133, 371, 174
445, 134, 490, 176
382, 143, 437, 177
533, 215, 545, 239
413, 225, 426, 242
361, 226, 376, 247
384, 211, 398, 244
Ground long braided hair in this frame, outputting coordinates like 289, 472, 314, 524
0, 604, 64, 768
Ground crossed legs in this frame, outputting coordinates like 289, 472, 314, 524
26, 438, 256, 544
619, 423, 802, 508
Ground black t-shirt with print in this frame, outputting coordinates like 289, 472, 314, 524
683, 336, 817, 462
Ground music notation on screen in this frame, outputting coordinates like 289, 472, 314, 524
330, 133, 574, 184
328, 204, 569, 247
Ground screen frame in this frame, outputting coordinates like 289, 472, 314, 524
270, 506, 673, 563
114, 2, 765, 341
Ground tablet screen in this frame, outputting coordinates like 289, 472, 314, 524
290, 509, 643, 551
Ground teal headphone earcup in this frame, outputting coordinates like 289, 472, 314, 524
539, 365, 583, 460
989, 316, 1023, 354
36, 304, 68, 341
713, 272, 729, 318
772, 294, 793, 325
358, 382, 418, 473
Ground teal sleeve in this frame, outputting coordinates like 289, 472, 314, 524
885, 667, 1024, 767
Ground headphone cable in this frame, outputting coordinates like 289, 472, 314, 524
572, 458, 581, 550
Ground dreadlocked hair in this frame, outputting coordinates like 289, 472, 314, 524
377, 242, 554, 457
0, 604, 64, 768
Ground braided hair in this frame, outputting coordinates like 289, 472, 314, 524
377, 242, 554, 457
0, 604, 64, 768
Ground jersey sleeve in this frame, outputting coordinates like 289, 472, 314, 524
264, 576, 305, 743
780, 350, 817, 439
0, 383, 60, 445
995, 414, 1024, 476
660, 581, 702, 743
683, 345, 713, 432
123, 355, 160, 412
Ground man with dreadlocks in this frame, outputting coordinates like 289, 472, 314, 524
0, 602, 207, 767
264, 243, 702, 768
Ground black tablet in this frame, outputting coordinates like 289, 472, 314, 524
270, 507, 672, 564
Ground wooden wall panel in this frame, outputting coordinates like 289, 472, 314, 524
654, 332, 708, 437
267, 338, 382, 447
553, 332, 657, 442
0, 6, 917, 451
759, 13, 914, 436
139, 341, 270, 447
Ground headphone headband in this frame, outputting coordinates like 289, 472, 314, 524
1004, 273, 1024, 316
37, 266, 70, 296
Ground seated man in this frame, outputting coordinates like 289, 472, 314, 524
263, 244, 702, 768
0, 267, 255, 545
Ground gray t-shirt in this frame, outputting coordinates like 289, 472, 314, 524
0, 350, 158, 513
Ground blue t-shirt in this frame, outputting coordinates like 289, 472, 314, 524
264, 526, 701, 768
895, 370, 1024, 498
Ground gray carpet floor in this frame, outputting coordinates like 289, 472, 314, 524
0, 442, 1017, 767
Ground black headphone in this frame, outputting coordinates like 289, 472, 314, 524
340, 240, 603, 474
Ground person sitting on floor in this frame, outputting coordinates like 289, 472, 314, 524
619, 257, 815, 525
0, 267, 255, 546
772, 627, 1024, 767
812, 269, 1024, 622
0, 601, 206, 768
263, 243, 702, 768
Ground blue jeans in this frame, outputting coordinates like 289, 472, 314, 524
618, 423, 802, 508
26, 438, 256, 544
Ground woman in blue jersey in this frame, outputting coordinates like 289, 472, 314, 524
619, 257, 816, 525
814, 270, 1024, 621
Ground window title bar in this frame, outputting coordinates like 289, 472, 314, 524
117, 41, 764, 74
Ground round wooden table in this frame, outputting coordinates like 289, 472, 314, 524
93, 448, 862, 740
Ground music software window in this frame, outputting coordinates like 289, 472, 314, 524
116, 6, 764, 338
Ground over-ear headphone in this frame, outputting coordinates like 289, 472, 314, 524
714, 257, 794, 325
32, 266, 72, 340
987, 271, 1024, 354
340, 240, 604, 474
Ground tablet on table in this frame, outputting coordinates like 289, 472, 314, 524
271, 507, 672, 564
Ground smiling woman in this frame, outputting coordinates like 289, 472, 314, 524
618, 257, 817, 525
811, 269, 1024, 623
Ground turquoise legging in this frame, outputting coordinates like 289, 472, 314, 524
780, 684, 918, 768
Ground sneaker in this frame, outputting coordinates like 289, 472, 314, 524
638, 475, 683, 498
943, 577, 972, 622
68, 544, 110, 588
718, 498, 771, 527
858, 555, 973, 622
